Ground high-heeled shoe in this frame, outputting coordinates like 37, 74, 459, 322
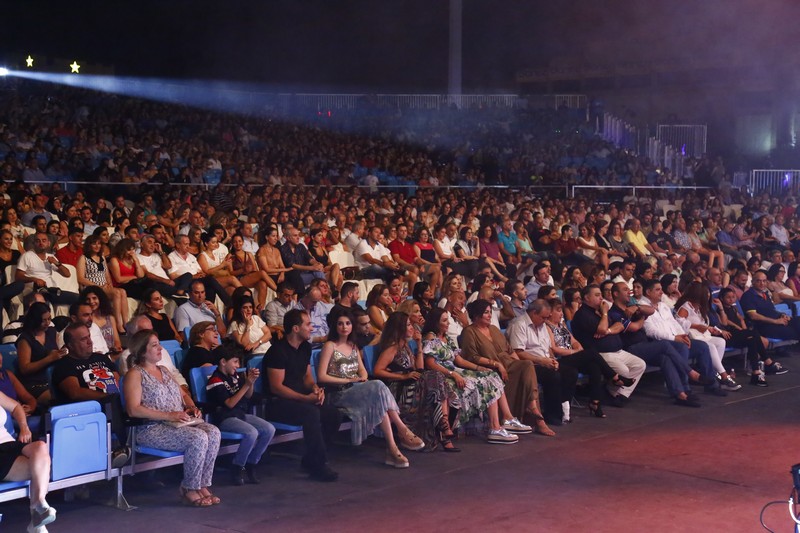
589, 401, 607, 418
613, 375, 636, 388
441, 439, 461, 453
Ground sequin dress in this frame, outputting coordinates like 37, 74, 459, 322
422, 335, 503, 425
324, 343, 399, 446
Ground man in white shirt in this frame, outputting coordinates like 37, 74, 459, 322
263, 282, 298, 337
639, 279, 726, 396
138, 234, 190, 300
16, 232, 79, 307
168, 234, 231, 307
770, 214, 790, 248
612, 258, 636, 292
240, 223, 259, 254
354, 226, 406, 283
344, 221, 366, 252
506, 299, 577, 425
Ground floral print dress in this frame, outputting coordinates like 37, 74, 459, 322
422, 335, 504, 425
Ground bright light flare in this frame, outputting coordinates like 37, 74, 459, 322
0, 68, 9, 77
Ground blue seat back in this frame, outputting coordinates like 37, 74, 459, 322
310, 349, 321, 383
3, 411, 14, 437
0, 344, 18, 372
172, 349, 185, 369
161, 340, 181, 360
190, 365, 217, 404
248, 355, 264, 394
49, 400, 108, 481
362, 344, 377, 376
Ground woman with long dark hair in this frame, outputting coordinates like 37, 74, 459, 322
15, 303, 64, 406
317, 308, 424, 467
374, 312, 460, 451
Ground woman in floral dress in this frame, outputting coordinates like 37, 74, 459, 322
421, 308, 523, 445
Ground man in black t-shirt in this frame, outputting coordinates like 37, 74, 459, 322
262, 309, 341, 482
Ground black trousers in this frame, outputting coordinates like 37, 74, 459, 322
536, 364, 578, 420
263, 397, 342, 471
558, 349, 618, 402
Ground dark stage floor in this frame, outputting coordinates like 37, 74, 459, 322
3, 355, 800, 532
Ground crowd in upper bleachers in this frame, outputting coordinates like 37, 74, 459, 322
0, 80, 796, 530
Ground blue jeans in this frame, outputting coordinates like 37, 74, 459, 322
627, 340, 690, 397
668, 339, 716, 381
220, 414, 276, 467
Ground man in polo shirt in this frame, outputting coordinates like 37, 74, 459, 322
262, 309, 341, 482
295, 287, 328, 348
168, 234, 230, 306
16, 232, 79, 307
497, 217, 520, 273
608, 282, 701, 407
354, 226, 406, 283
173, 280, 228, 337
504, 280, 529, 318
523, 263, 551, 304
55, 226, 84, 267
263, 282, 298, 338
741, 270, 800, 343
506, 299, 577, 425
570, 285, 645, 406
138, 234, 190, 300
280, 227, 325, 295
612, 258, 637, 292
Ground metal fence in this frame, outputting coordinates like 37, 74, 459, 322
599, 113, 639, 152
570, 185, 713, 198
646, 137, 685, 177
749, 169, 800, 195
656, 125, 707, 158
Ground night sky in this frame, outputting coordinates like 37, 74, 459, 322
1, 0, 796, 92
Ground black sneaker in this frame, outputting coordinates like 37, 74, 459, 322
750, 373, 768, 387
675, 396, 702, 407
231, 465, 245, 486
308, 465, 338, 482
111, 446, 131, 468
245, 464, 260, 484
764, 361, 788, 375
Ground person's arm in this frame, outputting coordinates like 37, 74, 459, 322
123, 369, 190, 421
266, 368, 319, 403
373, 345, 421, 381
496, 296, 515, 322
17, 338, 64, 376
108, 258, 134, 283
746, 308, 789, 325
58, 376, 110, 401
0, 392, 31, 443
7, 371, 36, 415
368, 305, 386, 331
214, 372, 255, 410
166, 315, 182, 343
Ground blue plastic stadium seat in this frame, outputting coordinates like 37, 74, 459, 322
248, 356, 264, 394
49, 401, 108, 481
0, 344, 18, 372
362, 345, 377, 377
161, 340, 181, 360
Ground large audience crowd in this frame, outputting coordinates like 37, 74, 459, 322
0, 81, 795, 531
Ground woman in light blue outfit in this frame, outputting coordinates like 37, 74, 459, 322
316, 308, 425, 469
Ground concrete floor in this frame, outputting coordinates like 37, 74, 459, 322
3, 355, 800, 532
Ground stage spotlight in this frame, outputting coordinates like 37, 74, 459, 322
0, 68, 8, 77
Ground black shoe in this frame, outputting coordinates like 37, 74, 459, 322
704, 384, 728, 397
750, 373, 768, 387
674, 396, 702, 408
614, 376, 636, 388
309, 465, 338, 482
231, 466, 245, 486
111, 446, 131, 468
606, 393, 626, 408
245, 464, 260, 484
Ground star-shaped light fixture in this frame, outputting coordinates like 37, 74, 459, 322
25, 56, 33, 68
69, 61, 80, 73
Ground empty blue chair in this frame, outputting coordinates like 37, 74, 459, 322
49, 401, 108, 481
362, 345, 377, 376
0, 344, 18, 372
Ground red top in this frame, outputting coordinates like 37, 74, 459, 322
112, 260, 136, 287
388, 239, 416, 265
55, 246, 82, 267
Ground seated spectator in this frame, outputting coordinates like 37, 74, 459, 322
54, 226, 83, 268
366, 283, 394, 333
181, 321, 222, 381
421, 307, 519, 444
263, 282, 298, 338
1, 376, 57, 529
118, 315, 188, 392
318, 308, 424, 465
442, 290, 468, 345
280, 227, 325, 295
23, 217, 56, 252
766, 263, 800, 307
197, 232, 241, 298
262, 309, 342, 482
0, 344, 37, 417
569, 285, 646, 407
391, 223, 441, 296
478, 225, 512, 282
307, 228, 342, 294
229, 296, 272, 356
411, 281, 435, 319
0, 229, 24, 323
544, 300, 631, 418
524, 263, 552, 303
460, 299, 553, 436
660, 274, 681, 308
387, 274, 408, 307
741, 269, 800, 341
373, 311, 457, 451
608, 282, 702, 407
15, 302, 62, 406
577, 223, 609, 269
123, 329, 221, 507
554, 224, 591, 266
433, 225, 479, 280
76, 234, 129, 329
351, 306, 378, 348
639, 279, 726, 396
16, 232, 79, 308
137, 288, 181, 343
168, 235, 232, 308
52, 322, 129, 467
58, 302, 111, 356
206, 345, 274, 485
173, 280, 227, 338
108, 238, 149, 300
80, 286, 123, 356
137, 233, 191, 301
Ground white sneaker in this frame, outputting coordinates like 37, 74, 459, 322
502, 417, 532, 434
487, 428, 519, 444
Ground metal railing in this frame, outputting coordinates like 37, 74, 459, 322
656, 124, 707, 158
599, 113, 639, 152
570, 184, 714, 198
646, 137, 685, 177
749, 169, 800, 195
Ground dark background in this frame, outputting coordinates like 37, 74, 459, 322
1, 0, 796, 92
